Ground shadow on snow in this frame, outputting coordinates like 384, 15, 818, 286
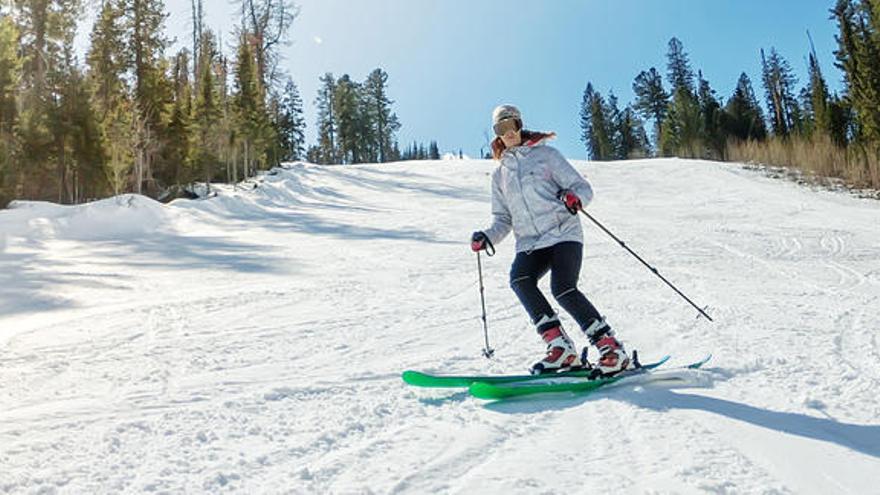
482, 375, 880, 459
0, 232, 291, 320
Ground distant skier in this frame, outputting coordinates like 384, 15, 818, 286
470, 104, 630, 375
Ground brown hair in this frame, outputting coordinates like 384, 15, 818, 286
491, 130, 557, 160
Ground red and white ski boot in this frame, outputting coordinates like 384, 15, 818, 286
530, 325, 580, 375
584, 318, 630, 376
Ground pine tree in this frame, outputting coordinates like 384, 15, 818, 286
389, 141, 401, 162
87, 0, 129, 116
363, 68, 400, 163
720, 72, 768, 142
401, 140, 435, 161
216, 51, 238, 183
606, 91, 623, 157
353, 80, 374, 163
666, 37, 695, 96
632, 67, 668, 148
306, 145, 320, 163
659, 100, 682, 156
234, 33, 266, 176
104, 96, 136, 195
86, 0, 134, 196
805, 36, 832, 140
14, 0, 75, 200
579, 83, 595, 158
191, 30, 222, 187
831, 0, 880, 145
162, 49, 193, 188
617, 106, 650, 159
761, 48, 801, 137
309, 69, 403, 165
355, 83, 377, 163
333, 74, 363, 164
579, 83, 614, 160
0, 15, 21, 207
659, 38, 705, 157
265, 94, 283, 169
314, 72, 337, 164
827, 95, 851, 146
277, 78, 306, 161
52, 38, 104, 204
128, 0, 171, 195
660, 88, 703, 157
697, 72, 725, 158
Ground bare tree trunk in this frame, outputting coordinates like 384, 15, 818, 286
136, 152, 143, 195
133, 114, 143, 195
73, 166, 79, 204
232, 143, 238, 187
246, 140, 251, 180
57, 137, 65, 203
224, 147, 229, 184
771, 86, 785, 136
245, 0, 298, 89
191, 0, 203, 84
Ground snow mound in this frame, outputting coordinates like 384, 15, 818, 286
3, 194, 170, 241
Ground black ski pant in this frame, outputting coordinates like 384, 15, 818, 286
509, 241, 602, 335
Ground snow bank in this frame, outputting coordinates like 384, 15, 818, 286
2, 194, 170, 241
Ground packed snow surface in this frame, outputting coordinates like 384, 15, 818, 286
1, 158, 879, 494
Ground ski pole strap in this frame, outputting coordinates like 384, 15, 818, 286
484, 236, 495, 256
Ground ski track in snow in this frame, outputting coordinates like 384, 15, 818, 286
1, 158, 880, 494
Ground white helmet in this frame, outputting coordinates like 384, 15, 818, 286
492, 104, 522, 125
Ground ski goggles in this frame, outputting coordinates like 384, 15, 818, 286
493, 118, 521, 136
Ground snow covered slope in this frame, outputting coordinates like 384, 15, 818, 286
1, 158, 879, 494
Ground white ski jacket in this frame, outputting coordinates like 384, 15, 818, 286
483, 142, 594, 253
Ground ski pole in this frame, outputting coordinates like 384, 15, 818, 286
476, 250, 495, 358
579, 209, 714, 322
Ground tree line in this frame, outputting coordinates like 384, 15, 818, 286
305, 70, 438, 164
305, 70, 444, 164
0, 0, 437, 208
579, 0, 880, 191
579, 37, 772, 161
0, 0, 305, 207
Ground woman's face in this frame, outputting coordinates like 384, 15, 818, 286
496, 119, 522, 148
500, 128, 522, 148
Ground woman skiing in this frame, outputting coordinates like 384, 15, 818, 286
471, 104, 629, 375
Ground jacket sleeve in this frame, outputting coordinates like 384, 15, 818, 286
547, 147, 594, 208
483, 170, 512, 246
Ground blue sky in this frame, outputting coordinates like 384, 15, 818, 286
156, 0, 842, 159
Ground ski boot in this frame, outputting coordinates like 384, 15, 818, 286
583, 318, 630, 376
530, 320, 581, 375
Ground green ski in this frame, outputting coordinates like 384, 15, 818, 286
468, 354, 711, 400
403, 368, 595, 388
402, 355, 671, 388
